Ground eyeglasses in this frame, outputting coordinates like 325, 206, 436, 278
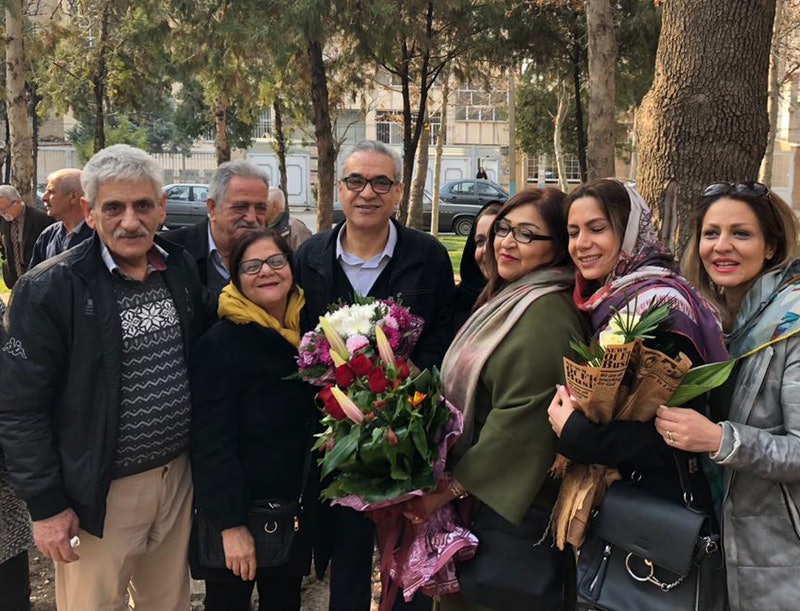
494, 220, 553, 244
702, 182, 769, 198
239, 254, 289, 275
341, 175, 396, 195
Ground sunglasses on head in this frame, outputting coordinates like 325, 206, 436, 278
701, 181, 769, 198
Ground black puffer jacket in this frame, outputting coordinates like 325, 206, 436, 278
0, 233, 214, 536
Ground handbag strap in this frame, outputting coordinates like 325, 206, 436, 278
671, 449, 697, 509
297, 423, 315, 506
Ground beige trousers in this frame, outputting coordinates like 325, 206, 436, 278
55, 452, 193, 611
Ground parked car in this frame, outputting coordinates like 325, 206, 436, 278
439, 179, 508, 208
163, 183, 209, 228
332, 191, 480, 236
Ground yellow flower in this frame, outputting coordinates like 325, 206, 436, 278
319, 316, 349, 361
598, 328, 626, 348
409, 391, 427, 408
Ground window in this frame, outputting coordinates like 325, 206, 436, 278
526, 155, 581, 183
455, 86, 508, 122
376, 110, 442, 144
251, 108, 272, 139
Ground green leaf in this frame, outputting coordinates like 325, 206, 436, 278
667, 359, 737, 406
320, 428, 360, 479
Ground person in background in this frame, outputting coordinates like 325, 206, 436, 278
404, 188, 583, 610
0, 299, 33, 611
266, 186, 312, 251
454, 202, 503, 328
162, 160, 270, 296
659, 182, 800, 611
293, 140, 455, 611
0, 185, 55, 289
547, 179, 728, 534
475, 166, 488, 180
0, 144, 213, 610
190, 229, 317, 611
30, 169, 93, 267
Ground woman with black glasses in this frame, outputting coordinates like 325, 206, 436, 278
658, 182, 800, 611
189, 229, 317, 610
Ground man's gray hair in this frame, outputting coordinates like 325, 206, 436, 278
81, 144, 163, 207
344, 141, 403, 181
0, 185, 22, 202
208, 160, 270, 204
49, 168, 83, 196
268, 186, 286, 212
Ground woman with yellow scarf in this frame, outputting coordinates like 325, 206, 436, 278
189, 229, 316, 610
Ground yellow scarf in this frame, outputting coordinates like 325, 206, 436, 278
217, 282, 305, 347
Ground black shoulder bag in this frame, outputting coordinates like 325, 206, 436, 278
576, 452, 727, 611
194, 441, 314, 570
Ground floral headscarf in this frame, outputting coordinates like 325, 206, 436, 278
573, 181, 728, 365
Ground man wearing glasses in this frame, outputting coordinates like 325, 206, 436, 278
162, 160, 270, 296
0, 145, 213, 610
0, 184, 55, 289
293, 140, 455, 611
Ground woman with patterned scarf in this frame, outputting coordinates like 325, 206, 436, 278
189, 229, 317, 611
547, 179, 728, 533
660, 183, 800, 611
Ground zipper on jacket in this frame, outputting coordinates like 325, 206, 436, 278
589, 544, 612, 593
780, 483, 800, 539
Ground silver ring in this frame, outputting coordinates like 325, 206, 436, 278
667, 430, 674, 444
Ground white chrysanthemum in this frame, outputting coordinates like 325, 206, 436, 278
323, 303, 380, 337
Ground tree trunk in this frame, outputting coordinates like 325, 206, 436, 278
214, 103, 231, 165
585, 0, 617, 179
637, 0, 777, 255
554, 80, 571, 193
273, 97, 289, 197
406, 118, 429, 229
307, 37, 335, 231
431, 62, 451, 237
760, 0, 784, 186
572, 50, 588, 182
5, 0, 35, 203
92, 2, 111, 154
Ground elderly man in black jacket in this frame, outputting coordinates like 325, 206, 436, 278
0, 144, 213, 611
293, 140, 456, 611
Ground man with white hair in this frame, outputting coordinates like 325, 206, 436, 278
0, 184, 55, 288
266, 186, 312, 251
0, 144, 213, 610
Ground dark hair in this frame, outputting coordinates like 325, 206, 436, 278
229, 228, 293, 292
477, 187, 570, 305
682, 186, 798, 322
564, 178, 630, 244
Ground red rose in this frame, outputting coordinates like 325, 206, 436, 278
335, 364, 355, 388
318, 386, 346, 420
350, 353, 373, 376
385, 428, 399, 446
367, 367, 389, 393
396, 359, 410, 380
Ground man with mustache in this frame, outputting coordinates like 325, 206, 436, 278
162, 160, 270, 296
0, 144, 213, 610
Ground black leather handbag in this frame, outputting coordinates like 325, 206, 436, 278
458, 502, 571, 611
194, 441, 313, 570
577, 454, 726, 611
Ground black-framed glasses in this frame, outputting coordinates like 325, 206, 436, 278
494, 219, 553, 244
342, 175, 396, 194
239, 254, 289, 275
702, 181, 769, 198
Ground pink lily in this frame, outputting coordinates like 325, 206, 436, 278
375, 326, 396, 367
331, 386, 365, 424
319, 316, 349, 362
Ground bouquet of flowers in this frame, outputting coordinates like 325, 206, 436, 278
295, 297, 423, 387
551, 299, 694, 549
299, 299, 477, 608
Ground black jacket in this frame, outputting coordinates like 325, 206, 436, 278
0, 205, 56, 288
0, 233, 214, 536
161, 219, 211, 286
293, 219, 456, 370
190, 319, 318, 578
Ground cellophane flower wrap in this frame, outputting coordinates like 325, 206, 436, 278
551, 299, 696, 550
300, 299, 477, 608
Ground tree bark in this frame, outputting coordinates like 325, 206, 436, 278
5, 0, 35, 203
431, 62, 451, 237
585, 0, 617, 179
572, 49, 588, 182
760, 0, 784, 185
214, 103, 231, 165
91, 1, 111, 154
307, 37, 335, 231
637, 0, 777, 255
554, 79, 571, 193
273, 97, 289, 197
406, 117, 429, 229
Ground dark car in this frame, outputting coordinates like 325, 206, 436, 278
332, 191, 481, 236
163, 183, 209, 228
439, 179, 508, 208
